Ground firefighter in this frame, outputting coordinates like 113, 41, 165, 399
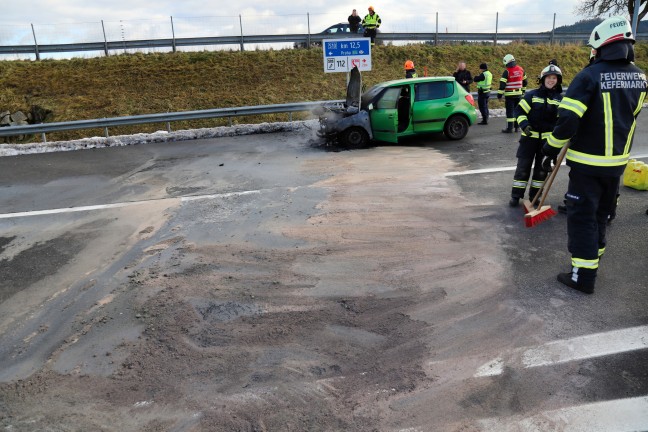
509, 64, 563, 207
404, 60, 418, 78
542, 16, 647, 294
362, 6, 381, 45
498, 54, 527, 133
473, 63, 492, 125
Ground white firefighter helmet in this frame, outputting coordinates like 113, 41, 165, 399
540, 64, 563, 86
502, 54, 515, 66
588, 16, 634, 49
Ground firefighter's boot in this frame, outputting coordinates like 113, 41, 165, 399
557, 267, 596, 294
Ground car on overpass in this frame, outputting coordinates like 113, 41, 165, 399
294, 23, 365, 48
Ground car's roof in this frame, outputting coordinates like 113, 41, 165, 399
376, 76, 457, 87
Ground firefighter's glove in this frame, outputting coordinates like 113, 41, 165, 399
497, 94, 503, 99
542, 141, 560, 159
523, 125, 532, 135
541, 142, 558, 172
541, 155, 556, 172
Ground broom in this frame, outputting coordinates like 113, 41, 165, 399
523, 142, 569, 228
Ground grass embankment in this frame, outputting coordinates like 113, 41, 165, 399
1, 43, 647, 141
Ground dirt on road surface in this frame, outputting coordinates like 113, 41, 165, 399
0, 137, 533, 431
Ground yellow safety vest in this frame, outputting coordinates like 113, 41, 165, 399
363, 13, 381, 29
477, 71, 492, 92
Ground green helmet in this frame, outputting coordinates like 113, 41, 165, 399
502, 54, 515, 66
588, 16, 634, 49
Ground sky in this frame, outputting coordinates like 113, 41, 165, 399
1, 0, 588, 57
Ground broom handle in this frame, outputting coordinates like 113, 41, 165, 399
536, 142, 570, 208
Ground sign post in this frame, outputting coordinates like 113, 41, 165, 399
322, 38, 372, 73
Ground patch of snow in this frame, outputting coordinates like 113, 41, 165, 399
0, 109, 507, 157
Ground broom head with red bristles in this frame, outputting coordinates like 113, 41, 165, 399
524, 205, 557, 228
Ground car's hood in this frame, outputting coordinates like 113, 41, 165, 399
345, 66, 361, 108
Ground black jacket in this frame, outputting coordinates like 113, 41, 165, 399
545, 42, 647, 177
514, 85, 562, 158
348, 15, 361, 32
453, 70, 473, 92
515, 85, 562, 133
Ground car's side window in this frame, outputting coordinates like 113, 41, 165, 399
376, 87, 402, 109
414, 82, 453, 101
444, 82, 455, 98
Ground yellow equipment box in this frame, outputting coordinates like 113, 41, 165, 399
623, 159, 648, 191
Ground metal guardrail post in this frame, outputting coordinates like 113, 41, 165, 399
632, 2, 640, 35
101, 20, 109, 56
104, 127, 109, 138
307, 13, 311, 48
171, 16, 177, 53
494, 13, 499, 46
31, 24, 40, 61
239, 15, 244, 51
41, 133, 46, 143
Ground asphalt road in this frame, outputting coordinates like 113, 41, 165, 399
0, 120, 647, 431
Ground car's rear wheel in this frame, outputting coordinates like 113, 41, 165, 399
444, 115, 469, 140
340, 127, 369, 148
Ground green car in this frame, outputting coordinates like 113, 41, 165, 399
317, 67, 478, 147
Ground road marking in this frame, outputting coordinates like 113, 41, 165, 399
0, 190, 261, 220
475, 325, 648, 377
477, 396, 648, 432
445, 153, 648, 177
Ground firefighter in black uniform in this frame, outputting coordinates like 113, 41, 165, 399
509, 64, 563, 207
543, 16, 647, 294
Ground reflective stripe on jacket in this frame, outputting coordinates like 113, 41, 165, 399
546, 59, 647, 176
515, 87, 562, 136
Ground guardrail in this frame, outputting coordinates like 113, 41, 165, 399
0, 91, 520, 142
0, 100, 344, 141
4, 30, 634, 57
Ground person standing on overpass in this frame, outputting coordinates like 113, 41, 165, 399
348, 9, 362, 33
362, 6, 381, 45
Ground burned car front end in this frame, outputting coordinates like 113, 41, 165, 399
315, 66, 375, 147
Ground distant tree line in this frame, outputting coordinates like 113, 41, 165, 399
552, 17, 648, 33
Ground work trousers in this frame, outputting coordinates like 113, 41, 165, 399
477, 92, 490, 122
504, 96, 521, 130
565, 170, 620, 274
363, 28, 377, 44
511, 152, 546, 200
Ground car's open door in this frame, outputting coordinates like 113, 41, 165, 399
369, 86, 401, 143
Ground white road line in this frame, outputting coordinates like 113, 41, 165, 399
477, 396, 648, 432
445, 153, 648, 177
445, 166, 517, 176
0, 190, 262, 220
475, 325, 648, 378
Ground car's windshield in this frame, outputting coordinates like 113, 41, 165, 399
361, 84, 386, 109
